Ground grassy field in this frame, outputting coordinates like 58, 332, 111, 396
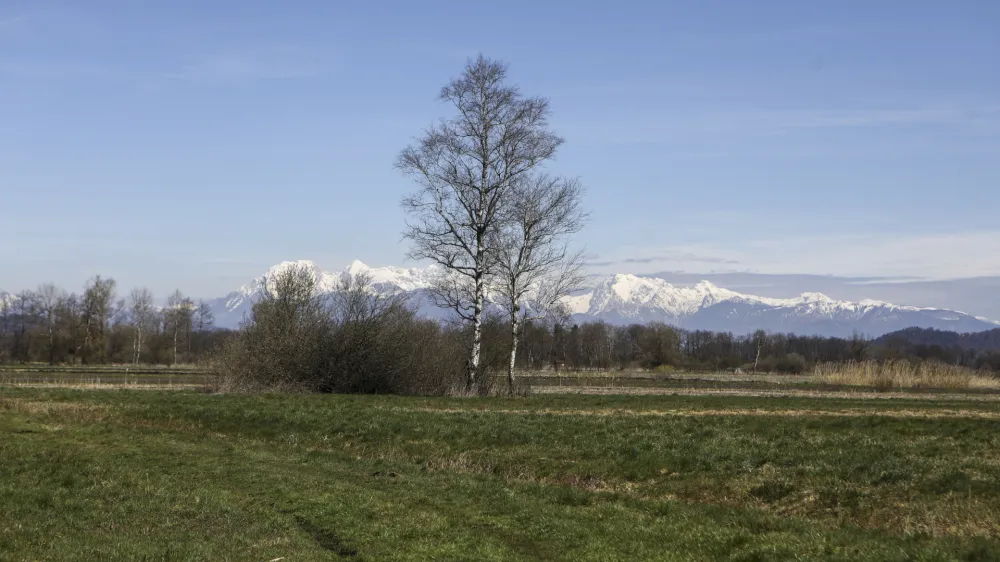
3, 387, 1000, 561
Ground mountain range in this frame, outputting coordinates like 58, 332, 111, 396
205, 260, 1000, 338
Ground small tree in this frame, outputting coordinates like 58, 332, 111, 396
164, 290, 193, 366
398, 54, 563, 392
218, 265, 334, 392
752, 329, 767, 373
191, 300, 215, 361
36, 284, 65, 365
80, 276, 117, 364
494, 174, 587, 393
0, 292, 11, 362
11, 290, 40, 363
128, 288, 156, 365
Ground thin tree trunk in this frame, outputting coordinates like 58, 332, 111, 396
133, 329, 143, 365
47, 316, 55, 365
507, 308, 520, 395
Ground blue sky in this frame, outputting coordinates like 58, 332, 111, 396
1, 0, 998, 300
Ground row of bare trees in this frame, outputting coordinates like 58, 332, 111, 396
513, 322, 869, 374
0, 279, 221, 366
398, 55, 587, 394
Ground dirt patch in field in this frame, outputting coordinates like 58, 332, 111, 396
531, 385, 1000, 401
389, 405, 1000, 420
1, 382, 205, 391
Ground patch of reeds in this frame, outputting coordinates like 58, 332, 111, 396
816, 360, 1000, 391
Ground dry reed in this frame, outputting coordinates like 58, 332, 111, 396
816, 360, 1000, 391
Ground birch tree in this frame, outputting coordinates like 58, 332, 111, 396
398, 55, 563, 392
129, 287, 155, 365
494, 174, 587, 393
165, 290, 193, 366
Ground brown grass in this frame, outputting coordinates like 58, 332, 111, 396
816, 360, 1000, 391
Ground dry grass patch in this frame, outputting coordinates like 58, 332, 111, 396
817, 360, 1000, 391
0, 397, 107, 416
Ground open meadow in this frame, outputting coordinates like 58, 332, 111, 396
3, 369, 1000, 561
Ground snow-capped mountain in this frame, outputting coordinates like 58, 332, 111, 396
207, 260, 441, 329
568, 274, 997, 337
206, 261, 999, 337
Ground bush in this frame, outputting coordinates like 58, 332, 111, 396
775, 353, 808, 374
215, 266, 463, 395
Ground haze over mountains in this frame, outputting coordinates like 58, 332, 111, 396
205, 260, 999, 338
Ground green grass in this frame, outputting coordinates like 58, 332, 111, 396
2, 388, 1000, 560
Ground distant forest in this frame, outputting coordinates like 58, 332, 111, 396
2, 279, 999, 374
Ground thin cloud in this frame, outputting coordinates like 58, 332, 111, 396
164, 51, 331, 84
587, 251, 740, 269
613, 231, 1000, 281
565, 104, 1000, 146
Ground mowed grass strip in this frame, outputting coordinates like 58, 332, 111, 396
1, 389, 999, 561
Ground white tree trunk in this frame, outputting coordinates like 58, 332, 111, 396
467, 275, 485, 393
507, 310, 520, 395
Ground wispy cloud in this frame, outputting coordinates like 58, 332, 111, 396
163, 48, 333, 85
587, 249, 741, 269
602, 231, 1000, 281
565, 104, 1000, 146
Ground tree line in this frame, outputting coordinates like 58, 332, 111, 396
0, 279, 227, 366
4, 271, 998, 380
510, 321, 1000, 374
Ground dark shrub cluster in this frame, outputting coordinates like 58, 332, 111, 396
216, 266, 465, 395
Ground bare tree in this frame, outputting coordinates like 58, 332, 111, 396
9, 290, 40, 362
398, 54, 563, 391
0, 292, 12, 362
128, 288, 155, 365
165, 290, 194, 366
80, 276, 117, 364
752, 329, 766, 373
36, 284, 65, 364
190, 300, 215, 361
193, 300, 215, 333
494, 174, 588, 393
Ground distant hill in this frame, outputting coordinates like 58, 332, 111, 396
876, 327, 1000, 352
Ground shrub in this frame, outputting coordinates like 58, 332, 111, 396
775, 353, 808, 374
215, 266, 464, 395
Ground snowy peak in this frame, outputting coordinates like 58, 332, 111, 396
265, 259, 321, 277
241, 259, 340, 295
588, 275, 749, 319
346, 260, 370, 276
